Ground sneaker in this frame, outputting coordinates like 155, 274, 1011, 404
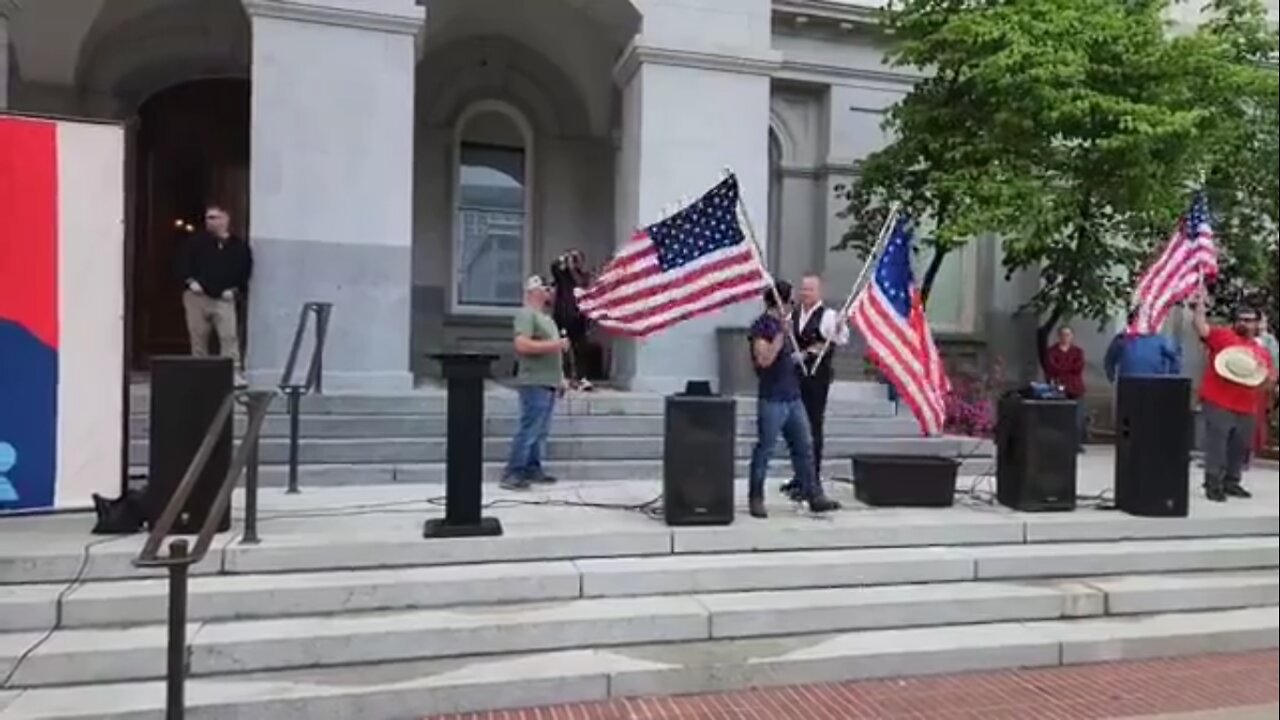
748, 497, 768, 519
531, 474, 558, 485
499, 475, 531, 491
234, 373, 249, 389
1205, 484, 1227, 502
808, 495, 841, 513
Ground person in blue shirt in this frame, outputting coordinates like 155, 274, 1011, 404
747, 282, 840, 519
1104, 310, 1184, 382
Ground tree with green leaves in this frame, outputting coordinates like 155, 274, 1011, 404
835, 0, 1278, 356
1197, 0, 1279, 318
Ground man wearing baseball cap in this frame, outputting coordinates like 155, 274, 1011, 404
1191, 295, 1277, 501
501, 275, 569, 490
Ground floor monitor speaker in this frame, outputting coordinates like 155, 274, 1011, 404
663, 394, 735, 526
1115, 375, 1191, 517
996, 395, 1078, 511
146, 356, 233, 534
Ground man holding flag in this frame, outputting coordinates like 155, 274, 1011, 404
849, 215, 951, 438
746, 281, 841, 518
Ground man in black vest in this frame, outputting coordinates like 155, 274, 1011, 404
781, 273, 849, 499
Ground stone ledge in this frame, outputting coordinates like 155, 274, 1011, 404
613, 38, 784, 86
242, 0, 424, 36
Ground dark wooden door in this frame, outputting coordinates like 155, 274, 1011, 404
130, 78, 250, 367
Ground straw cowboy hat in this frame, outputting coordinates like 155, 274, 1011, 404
1213, 346, 1269, 388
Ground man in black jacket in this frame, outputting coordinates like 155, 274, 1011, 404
178, 204, 253, 385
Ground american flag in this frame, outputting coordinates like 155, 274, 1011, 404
576, 175, 768, 337
850, 216, 950, 437
1129, 193, 1219, 334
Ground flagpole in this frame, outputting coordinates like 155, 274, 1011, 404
803, 203, 901, 376
726, 169, 803, 355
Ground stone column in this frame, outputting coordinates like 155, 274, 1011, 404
0, 0, 15, 108
242, 0, 424, 393
612, 0, 780, 394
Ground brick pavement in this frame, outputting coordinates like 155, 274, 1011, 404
425, 650, 1279, 720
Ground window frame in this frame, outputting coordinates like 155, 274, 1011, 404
449, 100, 535, 316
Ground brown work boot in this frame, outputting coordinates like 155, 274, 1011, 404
748, 497, 768, 519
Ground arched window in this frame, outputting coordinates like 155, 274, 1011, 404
452, 101, 534, 313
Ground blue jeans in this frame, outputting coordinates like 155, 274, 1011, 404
749, 398, 819, 500
505, 386, 557, 479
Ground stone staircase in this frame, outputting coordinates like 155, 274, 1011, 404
126, 381, 997, 486
0, 478, 1276, 719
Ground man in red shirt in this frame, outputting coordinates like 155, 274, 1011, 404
1043, 326, 1087, 452
1192, 297, 1277, 501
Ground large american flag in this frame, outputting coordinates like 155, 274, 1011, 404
850, 216, 950, 437
576, 175, 768, 337
1129, 193, 1219, 334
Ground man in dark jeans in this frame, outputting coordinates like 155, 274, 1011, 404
501, 276, 568, 491
177, 204, 252, 386
747, 282, 840, 519
1192, 296, 1277, 501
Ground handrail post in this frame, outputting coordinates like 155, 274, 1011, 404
242, 427, 261, 545
310, 303, 332, 395
165, 538, 189, 720
285, 387, 303, 495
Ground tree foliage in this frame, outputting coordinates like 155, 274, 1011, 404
1197, 0, 1280, 318
834, 0, 1279, 346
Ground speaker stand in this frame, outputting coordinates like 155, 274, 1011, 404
423, 353, 503, 539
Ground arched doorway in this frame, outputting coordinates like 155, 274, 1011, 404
131, 78, 250, 366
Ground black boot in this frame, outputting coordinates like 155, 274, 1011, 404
1205, 477, 1227, 502
1224, 477, 1252, 499
748, 497, 768, 519
808, 495, 841, 513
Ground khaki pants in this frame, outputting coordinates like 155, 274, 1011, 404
183, 290, 240, 366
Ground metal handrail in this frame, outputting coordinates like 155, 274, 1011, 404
280, 302, 333, 393
135, 389, 276, 567
278, 302, 333, 495
133, 387, 275, 720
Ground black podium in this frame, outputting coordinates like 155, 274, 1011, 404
424, 353, 502, 538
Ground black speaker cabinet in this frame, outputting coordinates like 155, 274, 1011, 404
996, 395, 1078, 511
146, 356, 233, 534
663, 394, 735, 526
853, 455, 958, 507
1115, 375, 1191, 517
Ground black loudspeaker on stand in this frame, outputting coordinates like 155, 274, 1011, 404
1115, 376, 1191, 517
996, 394, 1078, 511
663, 384, 735, 526
146, 356, 233, 534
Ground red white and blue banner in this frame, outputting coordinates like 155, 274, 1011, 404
0, 114, 125, 513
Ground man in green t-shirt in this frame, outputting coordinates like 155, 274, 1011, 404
502, 275, 568, 490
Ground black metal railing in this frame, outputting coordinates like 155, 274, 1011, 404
133, 388, 275, 720
278, 302, 334, 494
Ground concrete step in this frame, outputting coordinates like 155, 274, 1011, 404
127, 434, 993, 466
2, 572, 1276, 688
127, 385, 899, 418
7, 499, 1269, 584
2, 606, 1275, 719
127, 413, 925, 440
1, 528, 1273, 632
126, 454, 997, 487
